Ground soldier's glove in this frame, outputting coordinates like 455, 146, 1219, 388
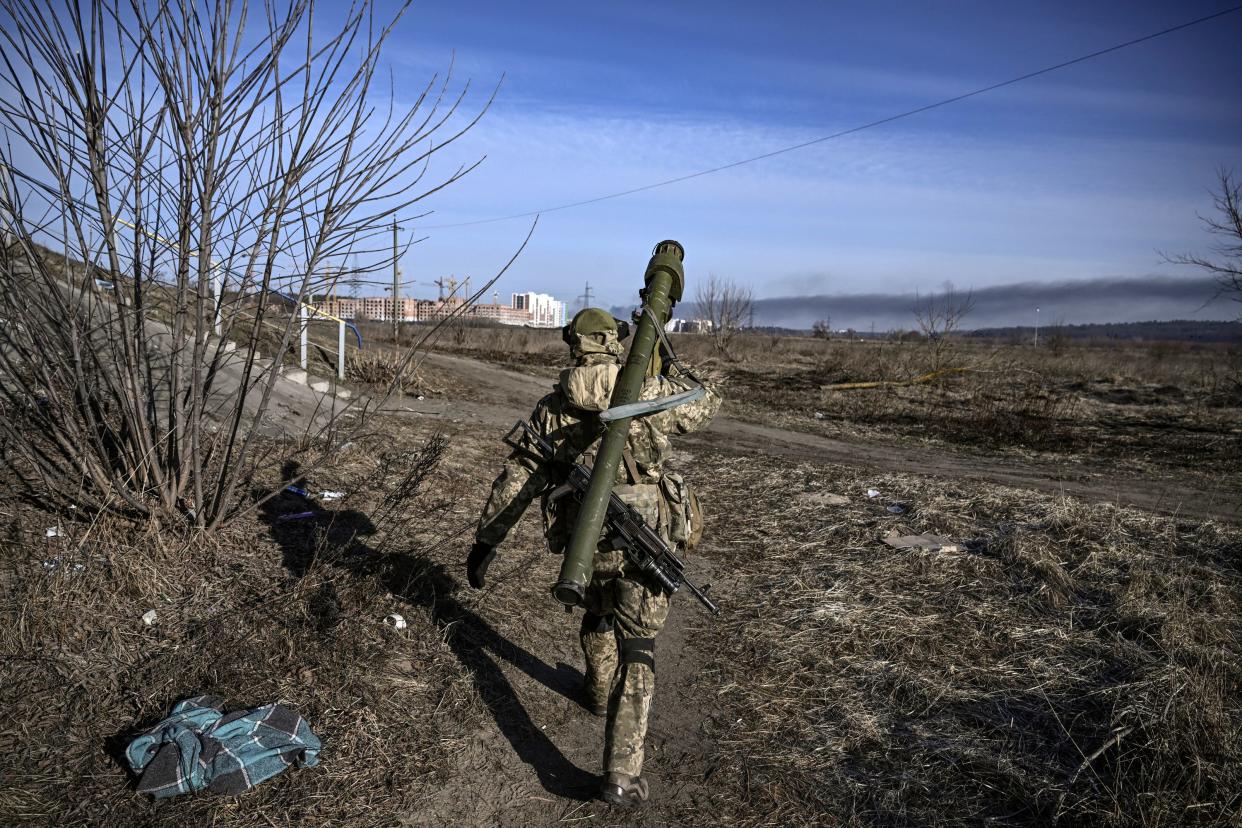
466, 541, 497, 589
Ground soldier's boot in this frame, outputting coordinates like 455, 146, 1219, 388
600, 772, 649, 806
579, 612, 617, 717
601, 635, 657, 802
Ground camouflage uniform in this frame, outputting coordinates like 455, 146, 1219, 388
475, 325, 720, 780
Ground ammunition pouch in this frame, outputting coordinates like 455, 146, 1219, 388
541, 489, 576, 555
659, 472, 704, 551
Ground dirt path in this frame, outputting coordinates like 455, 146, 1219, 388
407, 351, 1240, 524
399, 546, 726, 826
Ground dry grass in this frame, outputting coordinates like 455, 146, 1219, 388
686, 447, 1242, 826
0, 424, 493, 826
3, 324, 1239, 826
425, 325, 1242, 480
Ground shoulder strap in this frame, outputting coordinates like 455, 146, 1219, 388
621, 449, 641, 484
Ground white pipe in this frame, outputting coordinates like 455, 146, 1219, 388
337, 319, 346, 380
300, 304, 308, 370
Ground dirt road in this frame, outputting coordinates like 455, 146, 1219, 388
405, 351, 1239, 524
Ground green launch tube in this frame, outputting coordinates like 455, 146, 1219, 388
552, 240, 685, 606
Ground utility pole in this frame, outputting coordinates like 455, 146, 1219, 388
391, 218, 404, 345
576, 281, 593, 312
1034, 306, 1040, 347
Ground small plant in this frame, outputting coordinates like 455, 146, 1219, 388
695, 272, 754, 359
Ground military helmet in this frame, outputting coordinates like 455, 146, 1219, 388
562, 308, 630, 344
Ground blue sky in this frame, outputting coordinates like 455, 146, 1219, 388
377, 0, 1241, 325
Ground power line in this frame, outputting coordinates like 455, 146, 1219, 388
422, 5, 1242, 230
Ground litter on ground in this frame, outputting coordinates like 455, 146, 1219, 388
384, 613, 408, 630
42, 558, 85, 572
320, 491, 345, 501
866, 489, 881, 499
124, 695, 320, 799
141, 609, 158, 625
45, 526, 61, 538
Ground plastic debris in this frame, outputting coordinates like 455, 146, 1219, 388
277, 510, 318, 522
886, 504, 906, 515
285, 485, 309, 498
813, 411, 825, 420
42, 558, 59, 571
45, 526, 62, 538
142, 609, 158, 626
384, 613, 408, 630
319, 491, 345, 501
882, 531, 962, 553
866, 489, 881, 499
416, 395, 425, 401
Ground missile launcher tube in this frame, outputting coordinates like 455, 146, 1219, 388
552, 241, 684, 606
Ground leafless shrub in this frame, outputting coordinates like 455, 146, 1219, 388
695, 272, 753, 358
811, 318, 832, 339
913, 284, 976, 372
961, 369, 1080, 448
1163, 167, 1242, 312
348, 350, 429, 395
0, 0, 491, 528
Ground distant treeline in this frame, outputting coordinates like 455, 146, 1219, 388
966, 320, 1242, 343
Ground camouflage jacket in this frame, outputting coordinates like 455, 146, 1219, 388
475, 355, 720, 551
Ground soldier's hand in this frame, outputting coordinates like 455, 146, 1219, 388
466, 541, 497, 589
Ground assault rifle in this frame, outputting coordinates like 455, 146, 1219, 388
504, 420, 720, 615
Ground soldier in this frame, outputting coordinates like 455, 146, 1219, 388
466, 307, 720, 806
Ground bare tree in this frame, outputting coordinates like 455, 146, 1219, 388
0, 0, 492, 528
811, 317, 832, 339
913, 284, 975, 372
1163, 168, 1242, 312
695, 272, 753, 358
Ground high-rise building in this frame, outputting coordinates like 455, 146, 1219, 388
512, 292, 566, 328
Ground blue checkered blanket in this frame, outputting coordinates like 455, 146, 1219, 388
125, 695, 321, 798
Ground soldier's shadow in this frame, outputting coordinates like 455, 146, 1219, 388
257, 476, 598, 801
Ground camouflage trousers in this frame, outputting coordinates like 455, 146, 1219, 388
579, 551, 670, 778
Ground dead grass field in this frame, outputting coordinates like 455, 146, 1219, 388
412, 323, 1242, 484
0, 424, 491, 825
3, 321, 1240, 826
689, 446, 1242, 826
